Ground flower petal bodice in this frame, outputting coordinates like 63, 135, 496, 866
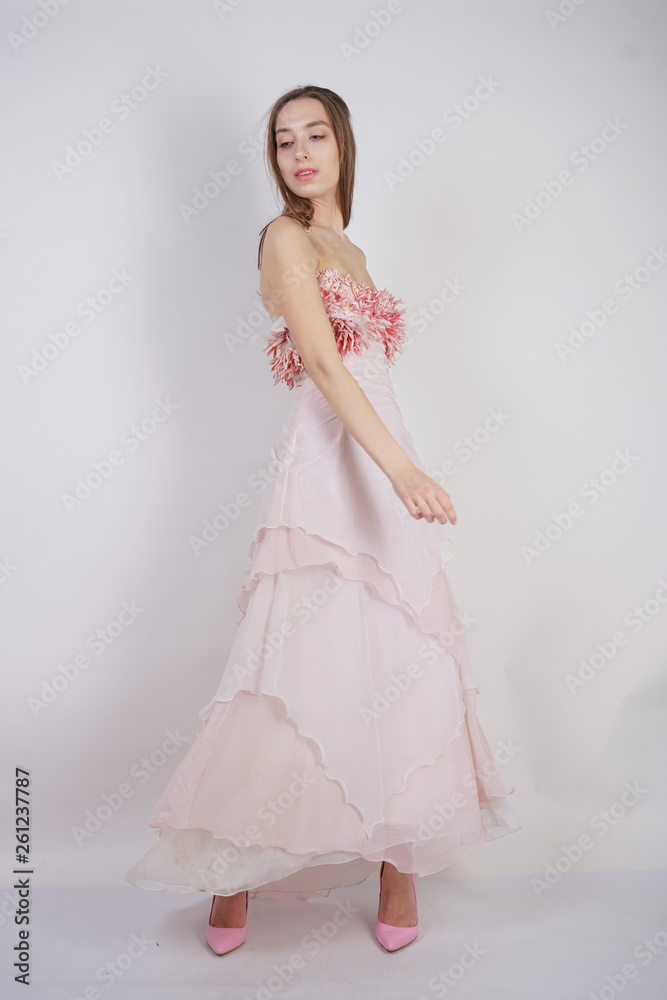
262, 268, 407, 389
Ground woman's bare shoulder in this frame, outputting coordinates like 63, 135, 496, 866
347, 237, 366, 258
260, 218, 318, 315
263, 215, 313, 254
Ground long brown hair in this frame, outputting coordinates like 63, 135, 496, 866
257, 85, 356, 270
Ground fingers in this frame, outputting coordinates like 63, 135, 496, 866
438, 489, 457, 525
409, 485, 456, 525
410, 498, 424, 519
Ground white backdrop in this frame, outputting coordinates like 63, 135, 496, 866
2, 0, 666, 912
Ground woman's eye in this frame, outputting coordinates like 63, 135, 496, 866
278, 134, 325, 148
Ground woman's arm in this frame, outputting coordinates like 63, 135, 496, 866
261, 218, 456, 525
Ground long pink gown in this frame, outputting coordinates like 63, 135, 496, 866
124, 267, 521, 901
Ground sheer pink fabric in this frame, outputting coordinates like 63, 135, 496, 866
125, 274, 520, 900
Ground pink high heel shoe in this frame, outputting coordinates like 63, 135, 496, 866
375, 860, 419, 952
206, 891, 249, 955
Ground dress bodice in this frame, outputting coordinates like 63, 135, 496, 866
262, 268, 407, 390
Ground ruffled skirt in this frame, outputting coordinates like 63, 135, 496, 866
125, 344, 520, 900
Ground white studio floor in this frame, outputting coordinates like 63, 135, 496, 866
5, 869, 666, 1000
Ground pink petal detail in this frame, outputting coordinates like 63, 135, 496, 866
262, 269, 407, 389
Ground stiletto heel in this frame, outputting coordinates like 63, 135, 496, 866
206, 890, 249, 955
375, 860, 419, 952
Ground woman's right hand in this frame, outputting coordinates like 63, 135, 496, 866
389, 462, 457, 525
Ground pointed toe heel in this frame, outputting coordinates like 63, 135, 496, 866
206, 891, 249, 955
375, 861, 419, 952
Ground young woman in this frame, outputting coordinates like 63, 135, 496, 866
125, 84, 520, 956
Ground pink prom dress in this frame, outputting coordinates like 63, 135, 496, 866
124, 268, 521, 901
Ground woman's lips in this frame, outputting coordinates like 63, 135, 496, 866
295, 169, 317, 179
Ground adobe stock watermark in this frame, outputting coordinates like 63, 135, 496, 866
232, 571, 344, 683
392, 405, 510, 525
222, 233, 351, 348
340, 0, 413, 63
417, 941, 487, 998
0, 887, 23, 930
359, 628, 476, 727
416, 736, 522, 845
385, 75, 501, 190
587, 919, 667, 1000
530, 780, 648, 896
189, 438, 298, 554
566, 577, 667, 694
7, 0, 71, 54
27, 600, 145, 717
555, 245, 667, 361
60, 396, 179, 513
51, 66, 169, 180
222, 298, 271, 354
362, 275, 468, 401
237, 900, 359, 1000
178, 121, 265, 223
520, 448, 638, 566
198, 769, 316, 880
403, 277, 468, 345
17, 268, 134, 385
432, 406, 511, 480
0, 558, 17, 586
71, 729, 191, 846
511, 117, 628, 233
545, 0, 590, 31
222, 246, 341, 352
67, 931, 154, 996
212, 0, 246, 19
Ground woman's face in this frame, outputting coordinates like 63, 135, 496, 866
274, 97, 339, 200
